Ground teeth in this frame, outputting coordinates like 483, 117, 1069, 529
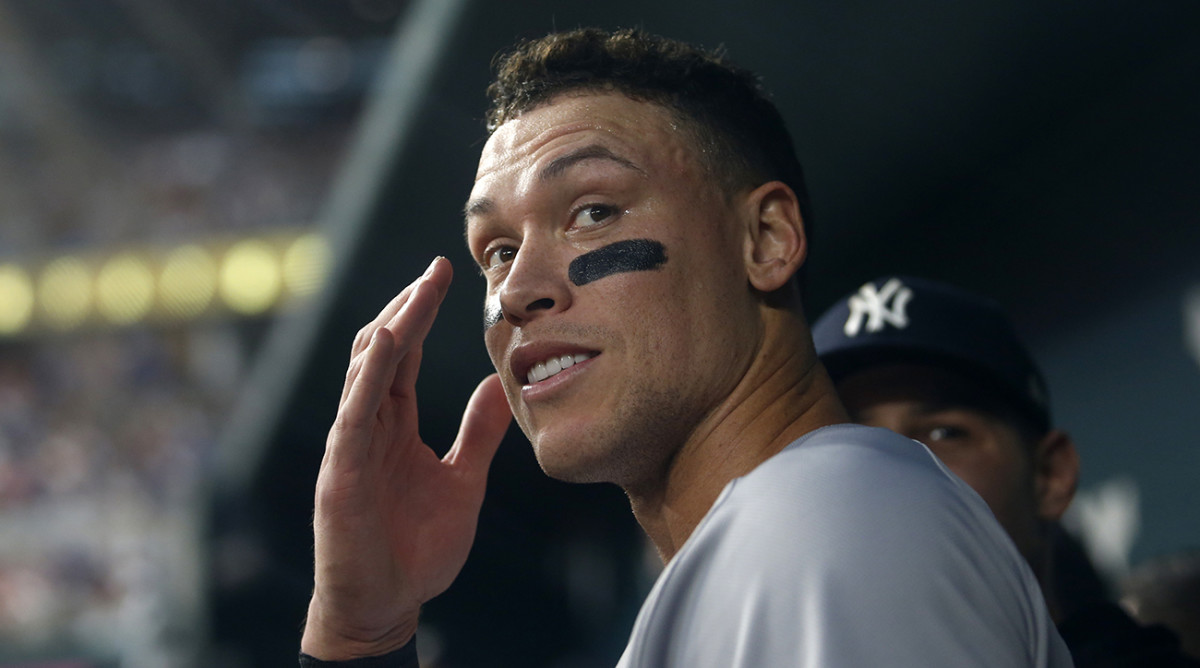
526, 353, 592, 385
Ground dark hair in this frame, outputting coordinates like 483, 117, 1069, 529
486, 28, 812, 291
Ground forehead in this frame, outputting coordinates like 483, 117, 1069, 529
836, 362, 992, 413
473, 92, 698, 187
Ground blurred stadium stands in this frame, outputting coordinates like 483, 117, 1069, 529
0, 1, 391, 664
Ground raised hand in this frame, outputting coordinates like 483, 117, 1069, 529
301, 257, 513, 659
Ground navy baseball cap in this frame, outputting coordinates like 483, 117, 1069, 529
812, 276, 1051, 432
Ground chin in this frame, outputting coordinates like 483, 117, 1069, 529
531, 434, 660, 489
532, 442, 609, 484
521, 393, 689, 487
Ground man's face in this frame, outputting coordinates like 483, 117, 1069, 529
464, 92, 761, 488
836, 363, 1042, 559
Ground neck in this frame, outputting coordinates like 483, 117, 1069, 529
625, 308, 849, 563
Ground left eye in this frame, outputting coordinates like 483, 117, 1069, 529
927, 426, 967, 442
572, 204, 617, 228
486, 246, 517, 270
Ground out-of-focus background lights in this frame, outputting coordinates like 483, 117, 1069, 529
219, 240, 283, 316
38, 257, 92, 331
0, 231, 328, 339
160, 245, 218, 320
0, 264, 35, 334
96, 253, 155, 325
282, 232, 330, 300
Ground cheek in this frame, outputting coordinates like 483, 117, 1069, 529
483, 324, 505, 371
626, 267, 748, 369
933, 449, 997, 490
959, 450, 1030, 509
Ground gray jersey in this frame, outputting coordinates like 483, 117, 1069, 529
618, 424, 1073, 667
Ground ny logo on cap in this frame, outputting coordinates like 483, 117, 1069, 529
844, 278, 914, 336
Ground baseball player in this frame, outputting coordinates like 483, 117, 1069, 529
814, 275, 1198, 667
300, 31, 1071, 667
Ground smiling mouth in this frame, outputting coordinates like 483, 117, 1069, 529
526, 352, 597, 385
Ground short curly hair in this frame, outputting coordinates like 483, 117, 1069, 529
486, 28, 813, 290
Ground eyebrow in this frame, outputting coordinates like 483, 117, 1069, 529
464, 198, 493, 221
538, 144, 644, 181
463, 144, 644, 222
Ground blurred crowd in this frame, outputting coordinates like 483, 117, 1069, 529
0, 126, 349, 254
0, 8, 391, 665
0, 120, 352, 665
0, 329, 220, 662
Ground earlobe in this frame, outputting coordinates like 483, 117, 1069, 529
1035, 429, 1080, 521
743, 181, 807, 293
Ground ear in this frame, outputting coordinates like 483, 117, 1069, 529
742, 181, 807, 293
1034, 429, 1080, 521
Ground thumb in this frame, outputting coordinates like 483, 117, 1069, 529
446, 373, 511, 475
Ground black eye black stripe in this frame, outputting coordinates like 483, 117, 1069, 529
483, 296, 502, 329
568, 239, 667, 286
483, 239, 668, 328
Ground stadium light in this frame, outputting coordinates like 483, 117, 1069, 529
0, 265, 35, 335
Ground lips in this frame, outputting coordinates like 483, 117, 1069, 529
510, 343, 600, 388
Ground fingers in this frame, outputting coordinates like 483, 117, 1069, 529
389, 261, 453, 398
328, 326, 396, 470
351, 258, 441, 357
445, 374, 512, 477
329, 257, 453, 468
339, 258, 451, 404
387, 257, 453, 337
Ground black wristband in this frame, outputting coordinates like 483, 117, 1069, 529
298, 637, 418, 668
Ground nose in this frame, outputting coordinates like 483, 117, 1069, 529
496, 241, 571, 326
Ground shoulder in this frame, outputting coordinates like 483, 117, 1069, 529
699, 424, 1026, 592
711, 424, 992, 547
744, 422, 955, 490
621, 424, 1069, 667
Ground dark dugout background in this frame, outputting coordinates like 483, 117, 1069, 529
212, 1, 1200, 665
